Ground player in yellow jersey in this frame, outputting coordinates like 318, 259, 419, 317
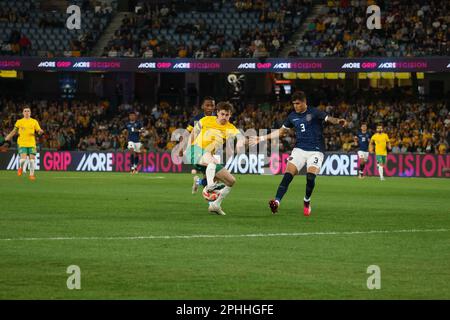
186, 101, 244, 215
5, 107, 44, 180
369, 124, 391, 181
177, 97, 216, 193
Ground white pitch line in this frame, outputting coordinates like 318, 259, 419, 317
0, 228, 448, 242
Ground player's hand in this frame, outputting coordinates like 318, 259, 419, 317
178, 149, 184, 157
338, 119, 347, 127
248, 136, 261, 146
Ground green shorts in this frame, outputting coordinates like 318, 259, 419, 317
376, 155, 387, 164
18, 146, 37, 155
187, 145, 224, 174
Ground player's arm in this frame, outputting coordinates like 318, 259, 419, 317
177, 125, 193, 157
34, 121, 44, 136
191, 119, 202, 143
249, 127, 290, 146
353, 135, 359, 147
325, 116, 347, 127
5, 127, 18, 141
369, 138, 375, 153
386, 136, 392, 152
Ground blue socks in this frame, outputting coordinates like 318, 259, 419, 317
305, 173, 316, 200
275, 173, 294, 202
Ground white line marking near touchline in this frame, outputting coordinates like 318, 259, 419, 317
0, 228, 448, 242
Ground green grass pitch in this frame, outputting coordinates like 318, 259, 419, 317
0, 171, 449, 299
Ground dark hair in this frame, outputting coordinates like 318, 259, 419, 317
361, 122, 367, 126
202, 96, 215, 103
216, 101, 233, 113
291, 91, 306, 102
129, 111, 136, 115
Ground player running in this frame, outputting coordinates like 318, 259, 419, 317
186, 101, 244, 216
369, 124, 391, 181
250, 91, 347, 216
4, 106, 44, 180
178, 96, 216, 193
124, 111, 144, 174
353, 122, 371, 179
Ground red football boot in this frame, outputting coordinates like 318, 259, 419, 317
303, 200, 311, 216
269, 199, 279, 214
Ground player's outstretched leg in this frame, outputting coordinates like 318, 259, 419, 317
130, 152, 135, 174
134, 152, 140, 173
359, 160, 366, 179
18, 156, 26, 176
192, 175, 200, 193
269, 163, 297, 214
29, 160, 36, 180
269, 173, 293, 214
379, 165, 385, 180
208, 168, 235, 216
28, 155, 36, 180
303, 172, 316, 216
201, 153, 220, 191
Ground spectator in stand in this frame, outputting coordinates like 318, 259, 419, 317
18, 33, 31, 56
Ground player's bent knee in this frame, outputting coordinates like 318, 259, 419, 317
227, 175, 236, 187
307, 167, 319, 175
286, 163, 298, 176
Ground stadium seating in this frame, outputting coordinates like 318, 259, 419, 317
0, 0, 116, 57
101, 0, 311, 58
295, 0, 449, 57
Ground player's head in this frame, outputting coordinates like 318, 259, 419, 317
361, 122, 367, 132
376, 124, 383, 133
291, 91, 307, 112
23, 107, 31, 119
129, 111, 137, 121
216, 101, 233, 125
201, 96, 215, 116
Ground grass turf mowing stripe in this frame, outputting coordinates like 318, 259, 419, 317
0, 228, 448, 241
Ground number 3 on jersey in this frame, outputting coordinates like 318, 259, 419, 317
300, 123, 306, 132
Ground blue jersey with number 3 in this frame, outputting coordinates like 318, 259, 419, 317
282, 107, 328, 152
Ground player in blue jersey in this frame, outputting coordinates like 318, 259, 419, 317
353, 122, 371, 179
251, 91, 347, 216
124, 111, 145, 174
178, 97, 216, 193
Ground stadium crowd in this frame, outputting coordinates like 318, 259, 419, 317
293, 0, 449, 57
1, 88, 448, 155
101, 0, 310, 58
1, 0, 448, 58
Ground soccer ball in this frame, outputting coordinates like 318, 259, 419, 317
202, 187, 220, 201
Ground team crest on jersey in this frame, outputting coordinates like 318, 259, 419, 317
306, 114, 312, 122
